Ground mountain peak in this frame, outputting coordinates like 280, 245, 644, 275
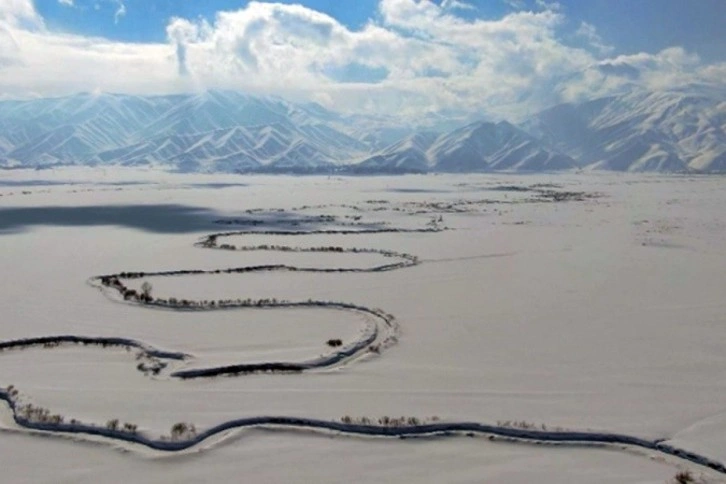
0, 88, 724, 174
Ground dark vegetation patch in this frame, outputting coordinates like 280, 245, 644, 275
385, 188, 453, 194
488, 185, 533, 192
672, 470, 695, 483
187, 183, 247, 189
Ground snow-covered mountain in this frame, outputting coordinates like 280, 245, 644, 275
354, 122, 575, 173
524, 87, 726, 172
428, 121, 575, 172
0, 91, 371, 172
352, 132, 439, 173
1, 87, 725, 173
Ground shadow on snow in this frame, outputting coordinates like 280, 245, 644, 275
0, 204, 388, 235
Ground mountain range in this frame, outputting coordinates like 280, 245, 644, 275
1, 87, 724, 174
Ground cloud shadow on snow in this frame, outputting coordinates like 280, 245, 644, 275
0, 204, 223, 234
0, 203, 388, 235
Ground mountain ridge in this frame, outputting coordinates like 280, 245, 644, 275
1, 87, 724, 174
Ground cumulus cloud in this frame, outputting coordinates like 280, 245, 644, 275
0, 0, 43, 27
58, 0, 74, 7
166, 17, 202, 77
601, 47, 702, 90
0, 0, 723, 119
0, 1, 175, 97
557, 46, 720, 103
595, 61, 640, 79
0, 26, 21, 67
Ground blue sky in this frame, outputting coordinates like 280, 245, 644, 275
561, 0, 725, 63
36, 0, 383, 41
34, 0, 726, 62
1, 0, 724, 116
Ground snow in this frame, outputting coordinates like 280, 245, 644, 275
2, 87, 725, 173
1, 168, 726, 482
530, 89, 726, 172
0, 430, 683, 484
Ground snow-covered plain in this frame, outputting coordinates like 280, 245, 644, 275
1, 168, 725, 482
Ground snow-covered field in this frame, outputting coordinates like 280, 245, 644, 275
1, 168, 725, 482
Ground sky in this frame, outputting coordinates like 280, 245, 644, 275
1, 0, 725, 118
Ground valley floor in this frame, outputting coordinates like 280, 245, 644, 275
1, 168, 725, 483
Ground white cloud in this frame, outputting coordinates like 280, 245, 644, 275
503, 0, 526, 10
0, 0, 723, 119
600, 47, 702, 90
575, 21, 613, 55
58, 0, 74, 7
0, 0, 43, 27
0, 1, 175, 97
441, 0, 475, 11
113, 0, 126, 24
535, 0, 562, 11
557, 46, 725, 103
166, 17, 199, 77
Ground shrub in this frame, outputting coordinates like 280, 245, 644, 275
673, 470, 694, 483
141, 282, 153, 299
170, 422, 197, 441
